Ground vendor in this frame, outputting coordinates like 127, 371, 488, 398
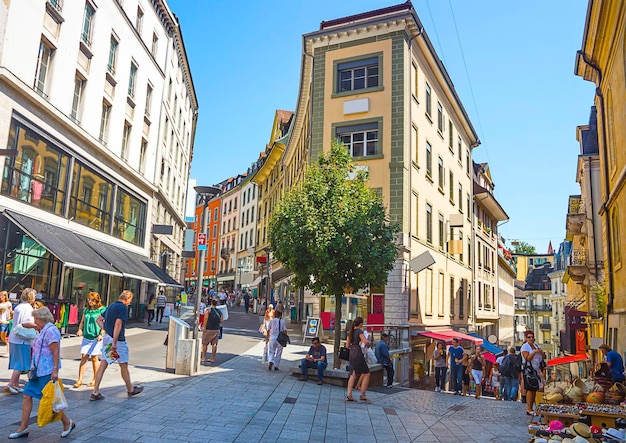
599, 343, 625, 383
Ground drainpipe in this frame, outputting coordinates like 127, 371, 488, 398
576, 50, 613, 340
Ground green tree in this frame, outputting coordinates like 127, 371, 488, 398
512, 241, 536, 254
268, 140, 398, 368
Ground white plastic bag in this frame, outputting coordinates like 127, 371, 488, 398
52, 381, 68, 413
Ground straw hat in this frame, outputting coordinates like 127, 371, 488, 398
570, 422, 592, 439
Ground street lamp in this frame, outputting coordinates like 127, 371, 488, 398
194, 185, 220, 340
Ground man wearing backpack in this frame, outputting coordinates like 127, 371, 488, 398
501, 346, 521, 401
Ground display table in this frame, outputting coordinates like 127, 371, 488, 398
537, 403, 626, 429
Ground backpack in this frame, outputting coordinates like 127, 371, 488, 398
499, 355, 512, 377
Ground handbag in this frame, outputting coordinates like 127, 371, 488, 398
339, 346, 350, 361
277, 321, 290, 347
523, 361, 540, 391
12, 324, 38, 340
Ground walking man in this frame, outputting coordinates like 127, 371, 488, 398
242, 291, 250, 314
448, 338, 464, 394
375, 332, 395, 388
155, 290, 167, 323
201, 299, 222, 364
90, 290, 143, 400
298, 337, 327, 385
501, 347, 521, 401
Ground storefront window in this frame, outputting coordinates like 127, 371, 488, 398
69, 162, 113, 233
113, 188, 146, 246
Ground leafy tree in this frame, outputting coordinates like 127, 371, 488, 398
512, 241, 536, 254
268, 140, 398, 368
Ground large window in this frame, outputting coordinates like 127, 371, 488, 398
336, 57, 379, 93
108, 35, 118, 75
114, 188, 146, 246
438, 157, 444, 190
437, 102, 443, 133
336, 122, 379, 158
425, 82, 432, 117
121, 122, 131, 162
426, 141, 432, 177
34, 41, 54, 96
128, 62, 138, 98
426, 203, 432, 244
70, 76, 85, 123
438, 213, 444, 250
81, 2, 95, 46
69, 162, 113, 233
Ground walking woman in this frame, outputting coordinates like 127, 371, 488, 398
346, 317, 371, 403
6, 288, 37, 394
0, 290, 13, 356
521, 330, 543, 415
74, 292, 106, 388
9, 307, 76, 439
146, 294, 156, 326
433, 341, 447, 392
266, 310, 287, 371
467, 345, 486, 399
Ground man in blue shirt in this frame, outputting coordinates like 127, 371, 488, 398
375, 333, 394, 388
599, 343, 625, 383
448, 338, 465, 394
299, 337, 327, 385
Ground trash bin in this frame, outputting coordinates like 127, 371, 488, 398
165, 316, 191, 374
290, 306, 297, 324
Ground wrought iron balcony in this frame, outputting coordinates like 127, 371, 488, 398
532, 303, 552, 311
566, 196, 585, 240
568, 196, 585, 215
539, 323, 551, 330
570, 248, 588, 267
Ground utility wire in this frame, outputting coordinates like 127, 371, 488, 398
425, 0, 446, 66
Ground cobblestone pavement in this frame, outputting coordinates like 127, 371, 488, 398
0, 327, 531, 442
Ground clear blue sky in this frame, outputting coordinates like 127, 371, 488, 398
169, 0, 595, 252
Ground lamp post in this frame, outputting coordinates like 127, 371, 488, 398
193, 185, 220, 340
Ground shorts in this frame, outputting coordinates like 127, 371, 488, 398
471, 369, 483, 385
101, 334, 129, 364
202, 329, 219, 346
0, 323, 8, 333
80, 337, 103, 356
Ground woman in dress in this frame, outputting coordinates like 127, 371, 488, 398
0, 290, 13, 356
521, 330, 544, 415
467, 345, 486, 399
74, 292, 106, 388
346, 316, 371, 403
146, 294, 156, 326
461, 351, 470, 396
8, 306, 76, 439
5, 288, 37, 394
266, 310, 287, 371
433, 341, 447, 392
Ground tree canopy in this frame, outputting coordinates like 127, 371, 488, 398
512, 241, 536, 254
268, 140, 398, 366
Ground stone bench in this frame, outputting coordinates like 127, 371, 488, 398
290, 362, 384, 387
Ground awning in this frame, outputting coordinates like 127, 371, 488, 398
250, 276, 265, 287
4, 210, 122, 277
417, 329, 483, 344
144, 262, 183, 288
78, 236, 159, 283
468, 333, 504, 356
417, 331, 452, 341
547, 353, 590, 367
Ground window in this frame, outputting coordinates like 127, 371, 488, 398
457, 136, 463, 161
412, 62, 418, 99
108, 36, 118, 74
425, 82, 432, 117
113, 187, 146, 246
449, 171, 454, 203
34, 41, 53, 96
139, 139, 147, 174
337, 57, 379, 92
121, 122, 131, 161
459, 231, 464, 262
449, 277, 455, 318
70, 76, 85, 123
466, 149, 470, 174
466, 193, 471, 220
412, 192, 418, 238
449, 121, 454, 150
458, 184, 463, 212
69, 162, 113, 233
438, 157, 444, 190
336, 122, 379, 157
128, 62, 138, 98
213, 207, 218, 221
412, 125, 418, 164
426, 141, 432, 177
99, 102, 111, 144
151, 32, 158, 56
81, 2, 95, 46
145, 84, 153, 116
425, 268, 433, 315
437, 102, 443, 133
426, 203, 432, 244
459, 279, 465, 318
438, 213, 445, 250
136, 7, 143, 34
438, 272, 445, 317
611, 208, 621, 265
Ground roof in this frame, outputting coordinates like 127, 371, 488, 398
319, 1, 412, 30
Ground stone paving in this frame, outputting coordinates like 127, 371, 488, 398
0, 329, 532, 442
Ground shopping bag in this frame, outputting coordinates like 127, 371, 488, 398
52, 380, 68, 412
38, 381, 63, 427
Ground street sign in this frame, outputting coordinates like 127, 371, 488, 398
197, 233, 207, 251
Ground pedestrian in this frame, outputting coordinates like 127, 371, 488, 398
491, 362, 501, 400
74, 292, 106, 388
448, 338, 464, 394
258, 302, 267, 325
467, 345, 486, 399
298, 336, 327, 385
598, 343, 625, 383
521, 330, 543, 415
175, 294, 182, 316
461, 351, 470, 396
242, 291, 250, 314
219, 289, 227, 305
146, 294, 156, 326
266, 310, 287, 371
198, 298, 207, 331
375, 332, 395, 388
346, 316, 371, 403
90, 290, 143, 401
496, 348, 508, 399
264, 303, 274, 330
501, 346, 521, 401
6, 288, 37, 395
201, 299, 222, 364
155, 290, 167, 323
0, 290, 13, 356
274, 300, 284, 316
432, 341, 447, 392
8, 306, 76, 439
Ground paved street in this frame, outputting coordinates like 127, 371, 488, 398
0, 306, 531, 442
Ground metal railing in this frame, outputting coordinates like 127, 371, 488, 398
568, 196, 585, 215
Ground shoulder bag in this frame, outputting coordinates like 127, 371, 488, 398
277, 320, 290, 347
339, 346, 350, 361
13, 323, 38, 340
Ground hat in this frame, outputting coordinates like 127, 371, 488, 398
561, 439, 575, 443
381, 332, 389, 337
603, 428, 626, 441
570, 422, 591, 439
548, 421, 565, 432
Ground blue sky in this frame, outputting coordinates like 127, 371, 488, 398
169, 0, 595, 252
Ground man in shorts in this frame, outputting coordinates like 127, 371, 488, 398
90, 290, 143, 400
201, 299, 222, 364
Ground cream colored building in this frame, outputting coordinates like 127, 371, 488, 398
497, 241, 516, 348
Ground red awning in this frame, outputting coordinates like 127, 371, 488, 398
417, 329, 483, 344
547, 353, 590, 367
417, 331, 451, 341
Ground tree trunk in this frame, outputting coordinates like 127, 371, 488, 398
333, 293, 342, 369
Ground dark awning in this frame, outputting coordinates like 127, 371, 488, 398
144, 262, 183, 288
4, 210, 122, 277
78, 236, 159, 283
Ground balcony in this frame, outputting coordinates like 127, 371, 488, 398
539, 323, 551, 331
532, 303, 552, 312
220, 248, 231, 260
564, 248, 589, 282
566, 196, 585, 240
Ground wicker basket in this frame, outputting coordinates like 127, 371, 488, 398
604, 391, 625, 405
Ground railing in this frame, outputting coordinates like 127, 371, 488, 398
48, 0, 63, 12
568, 196, 585, 215
532, 303, 552, 311
570, 248, 588, 266
539, 323, 551, 330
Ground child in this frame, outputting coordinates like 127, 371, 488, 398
491, 363, 501, 400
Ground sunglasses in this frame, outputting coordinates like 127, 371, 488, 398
526, 336, 535, 339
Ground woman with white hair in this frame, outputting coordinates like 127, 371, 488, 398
5, 288, 37, 395
9, 306, 76, 439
